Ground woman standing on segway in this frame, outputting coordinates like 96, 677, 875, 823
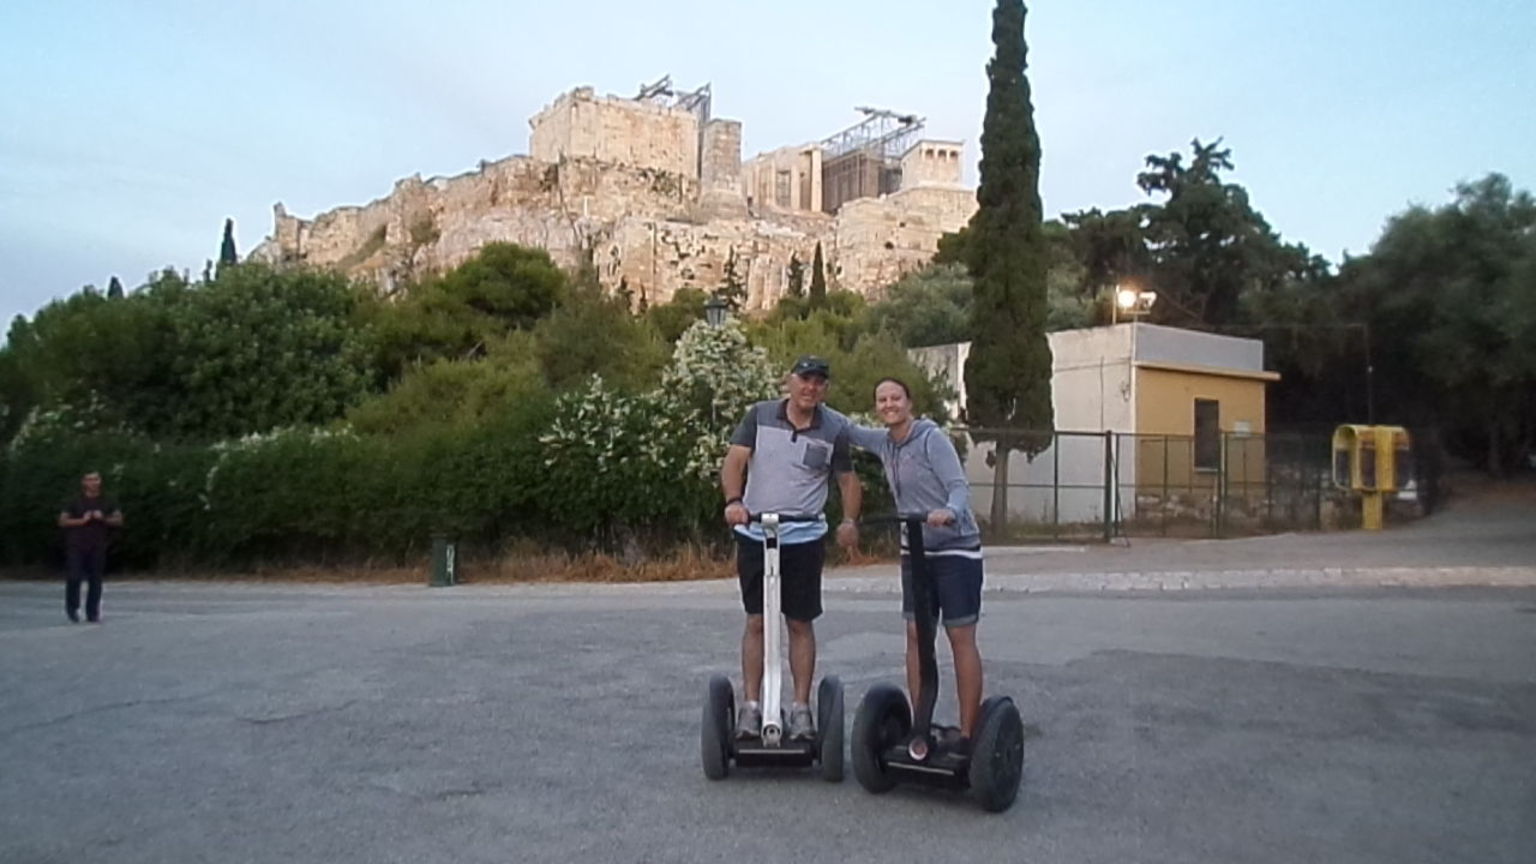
843, 377, 986, 755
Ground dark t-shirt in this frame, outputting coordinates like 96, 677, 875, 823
62, 495, 119, 553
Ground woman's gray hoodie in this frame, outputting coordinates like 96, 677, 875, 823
845, 418, 981, 552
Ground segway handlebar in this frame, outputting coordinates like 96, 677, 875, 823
859, 512, 930, 527
745, 512, 823, 524
859, 511, 959, 528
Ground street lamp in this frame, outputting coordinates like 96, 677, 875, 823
704, 295, 729, 329
1112, 285, 1157, 324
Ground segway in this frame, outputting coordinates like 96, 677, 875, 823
701, 512, 844, 781
851, 513, 1023, 812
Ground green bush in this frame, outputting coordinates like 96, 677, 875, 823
0, 431, 213, 570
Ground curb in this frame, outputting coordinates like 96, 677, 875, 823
823, 566, 1536, 594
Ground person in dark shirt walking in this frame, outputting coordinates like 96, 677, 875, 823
57, 471, 123, 623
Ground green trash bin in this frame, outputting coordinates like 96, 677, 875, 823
430, 534, 457, 587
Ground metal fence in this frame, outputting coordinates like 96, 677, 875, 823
955, 428, 1336, 542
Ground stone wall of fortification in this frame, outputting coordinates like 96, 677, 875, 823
251, 85, 977, 309
528, 87, 700, 179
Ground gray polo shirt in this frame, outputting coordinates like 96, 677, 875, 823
730, 399, 854, 544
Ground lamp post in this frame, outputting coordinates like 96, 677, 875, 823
1112, 285, 1157, 324
704, 295, 729, 329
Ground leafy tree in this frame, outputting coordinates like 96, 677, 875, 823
862, 263, 973, 347
809, 241, 828, 309
366, 242, 567, 379
533, 283, 669, 392
107, 276, 124, 299
747, 312, 947, 421
1135, 139, 1313, 328
962, 0, 1054, 531
644, 287, 709, 343
161, 264, 373, 439
346, 333, 548, 435
1060, 206, 1154, 306
1336, 174, 1536, 472
0, 275, 181, 440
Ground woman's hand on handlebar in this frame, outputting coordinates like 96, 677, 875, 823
927, 509, 956, 528
835, 518, 859, 549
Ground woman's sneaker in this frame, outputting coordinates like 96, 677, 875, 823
735, 701, 763, 739
935, 725, 971, 757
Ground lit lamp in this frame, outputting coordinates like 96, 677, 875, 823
1113, 285, 1157, 324
704, 295, 729, 329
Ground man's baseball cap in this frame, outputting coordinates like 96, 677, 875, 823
790, 355, 831, 378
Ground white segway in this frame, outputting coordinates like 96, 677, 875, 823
701, 512, 844, 781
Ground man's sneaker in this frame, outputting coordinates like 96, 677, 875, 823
66, 610, 80, 624
788, 702, 816, 741
735, 701, 763, 739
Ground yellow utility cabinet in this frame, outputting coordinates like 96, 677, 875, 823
1332, 425, 1411, 530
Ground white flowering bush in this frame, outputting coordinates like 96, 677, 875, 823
537, 319, 781, 545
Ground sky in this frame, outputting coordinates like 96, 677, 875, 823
3, 0, 1533, 326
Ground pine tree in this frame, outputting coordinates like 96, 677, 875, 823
809, 242, 827, 309
107, 276, 124, 299
962, 0, 1055, 531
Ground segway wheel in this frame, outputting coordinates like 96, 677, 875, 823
817, 675, 845, 782
852, 683, 910, 794
969, 695, 1024, 812
701, 675, 734, 780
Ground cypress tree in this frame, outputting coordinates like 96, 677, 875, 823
219, 218, 238, 270
809, 242, 827, 309
962, 0, 1055, 531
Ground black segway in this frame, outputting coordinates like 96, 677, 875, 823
851, 513, 1023, 812
701, 512, 844, 781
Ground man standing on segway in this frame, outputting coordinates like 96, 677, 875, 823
720, 355, 862, 742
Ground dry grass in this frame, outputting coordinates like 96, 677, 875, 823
466, 544, 733, 584
3, 540, 898, 586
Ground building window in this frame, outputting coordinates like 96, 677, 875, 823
1194, 398, 1220, 471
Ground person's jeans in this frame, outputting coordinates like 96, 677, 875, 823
65, 546, 107, 621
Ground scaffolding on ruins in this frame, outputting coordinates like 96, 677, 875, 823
635, 75, 713, 126
818, 107, 926, 213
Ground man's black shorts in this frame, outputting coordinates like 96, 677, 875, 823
736, 535, 825, 621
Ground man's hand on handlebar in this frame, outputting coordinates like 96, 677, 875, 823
927, 509, 956, 528
724, 501, 749, 526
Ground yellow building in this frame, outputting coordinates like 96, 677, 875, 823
910, 323, 1278, 526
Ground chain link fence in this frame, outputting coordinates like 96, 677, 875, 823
954, 427, 1401, 542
